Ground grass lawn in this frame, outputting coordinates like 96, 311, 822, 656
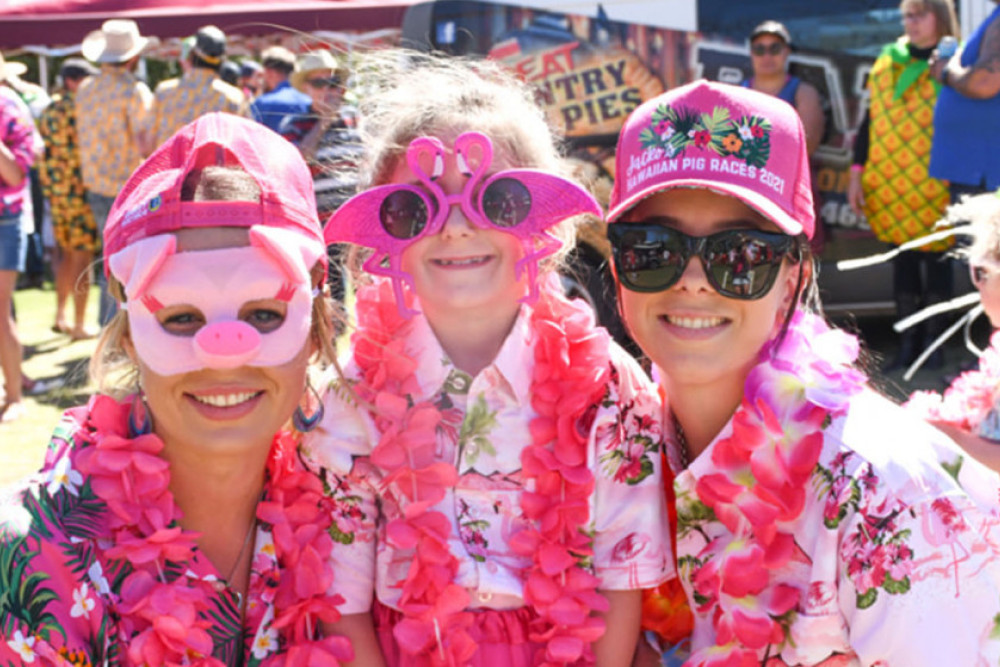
1, 284, 99, 487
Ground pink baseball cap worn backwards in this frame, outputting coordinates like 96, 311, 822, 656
103, 112, 326, 263
607, 79, 815, 239
102, 113, 327, 377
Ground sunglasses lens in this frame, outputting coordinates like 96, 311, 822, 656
703, 232, 787, 299
380, 190, 428, 239
482, 177, 532, 228
609, 226, 687, 292
753, 43, 784, 56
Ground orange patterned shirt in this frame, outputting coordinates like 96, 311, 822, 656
147, 68, 248, 149
75, 66, 152, 197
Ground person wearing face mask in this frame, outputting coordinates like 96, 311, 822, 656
0, 113, 364, 664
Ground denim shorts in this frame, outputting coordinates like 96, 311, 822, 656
0, 216, 26, 272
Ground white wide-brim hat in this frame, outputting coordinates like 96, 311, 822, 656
82, 19, 154, 64
0, 53, 27, 81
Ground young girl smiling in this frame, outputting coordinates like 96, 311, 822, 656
305, 55, 672, 665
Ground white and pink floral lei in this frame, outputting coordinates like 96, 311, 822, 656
906, 331, 1000, 432
681, 311, 866, 665
351, 277, 612, 666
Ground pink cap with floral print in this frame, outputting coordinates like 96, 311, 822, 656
607, 79, 815, 239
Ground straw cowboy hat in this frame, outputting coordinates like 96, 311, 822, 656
0, 52, 28, 81
82, 19, 154, 64
291, 50, 347, 91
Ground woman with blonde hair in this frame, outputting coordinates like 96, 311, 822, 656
0, 113, 360, 664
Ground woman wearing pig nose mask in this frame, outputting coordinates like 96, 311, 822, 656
0, 113, 370, 665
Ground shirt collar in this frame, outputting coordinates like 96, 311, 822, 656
405, 303, 534, 407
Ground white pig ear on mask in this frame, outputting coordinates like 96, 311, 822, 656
107, 234, 178, 302
249, 226, 324, 286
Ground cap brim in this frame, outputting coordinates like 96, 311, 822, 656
607, 178, 803, 236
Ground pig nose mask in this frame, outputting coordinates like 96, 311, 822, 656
108, 226, 320, 377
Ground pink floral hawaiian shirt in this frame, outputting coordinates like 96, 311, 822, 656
669, 389, 1000, 666
0, 399, 318, 665
304, 305, 674, 614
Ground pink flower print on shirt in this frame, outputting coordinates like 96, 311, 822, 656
458, 498, 491, 562
831, 465, 915, 609
600, 403, 660, 485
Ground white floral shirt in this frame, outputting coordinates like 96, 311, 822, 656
671, 389, 1000, 666
304, 304, 673, 614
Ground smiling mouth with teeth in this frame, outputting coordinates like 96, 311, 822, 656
664, 315, 727, 329
433, 256, 491, 266
191, 391, 262, 408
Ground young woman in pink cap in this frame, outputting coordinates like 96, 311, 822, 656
606, 80, 1000, 666
304, 55, 672, 665
0, 113, 359, 664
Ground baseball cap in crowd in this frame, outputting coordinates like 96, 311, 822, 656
219, 60, 240, 86
192, 25, 226, 65
261, 46, 296, 74
750, 20, 792, 47
607, 79, 814, 238
239, 60, 263, 79
103, 112, 325, 267
59, 57, 99, 80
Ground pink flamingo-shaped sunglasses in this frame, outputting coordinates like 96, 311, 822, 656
324, 131, 602, 317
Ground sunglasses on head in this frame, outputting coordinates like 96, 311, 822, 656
607, 221, 799, 300
751, 42, 786, 56
306, 76, 341, 89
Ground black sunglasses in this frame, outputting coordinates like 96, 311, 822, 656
607, 222, 798, 300
306, 76, 341, 89
751, 42, 786, 56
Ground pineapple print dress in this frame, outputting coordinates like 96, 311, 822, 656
862, 38, 951, 251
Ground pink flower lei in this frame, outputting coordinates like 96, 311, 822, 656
906, 331, 1000, 431
684, 311, 866, 665
69, 394, 352, 666
351, 277, 612, 666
